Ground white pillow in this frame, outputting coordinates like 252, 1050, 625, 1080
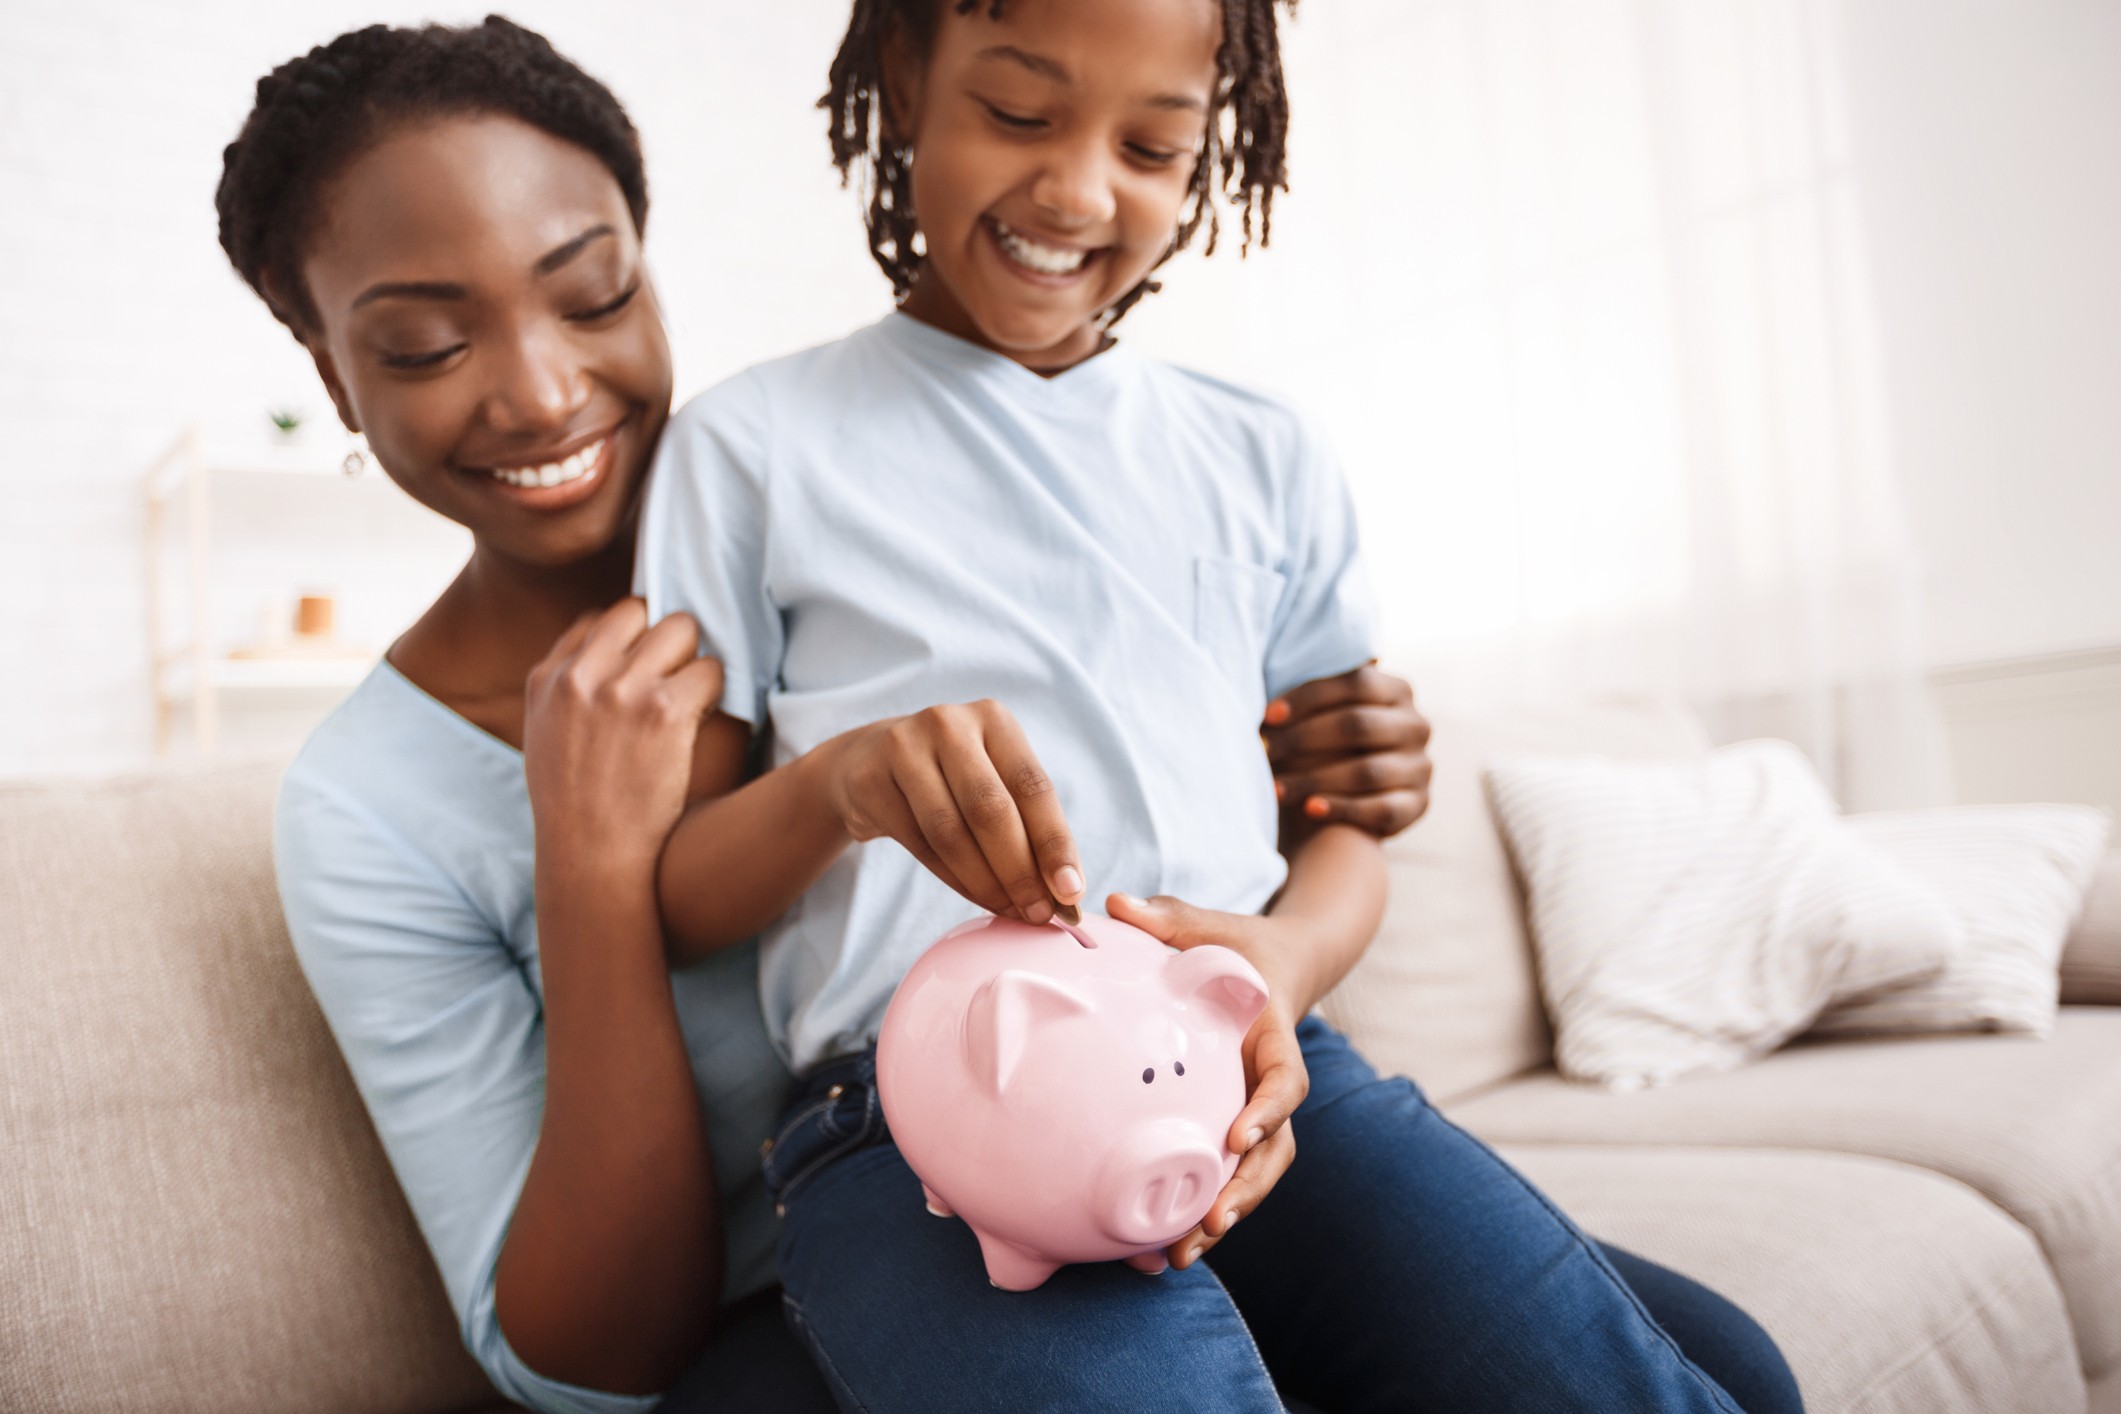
1809, 806, 2113, 1037
1485, 740, 1959, 1090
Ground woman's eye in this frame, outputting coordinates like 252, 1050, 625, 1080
568, 284, 639, 323
983, 103, 1045, 132
1127, 144, 1183, 167
378, 345, 464, 371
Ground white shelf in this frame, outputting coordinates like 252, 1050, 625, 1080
143, 426, 396, 755
157, 653, 377, 697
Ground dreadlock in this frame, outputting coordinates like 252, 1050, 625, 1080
820, 0, 1297, 326
216, 16, 647, 335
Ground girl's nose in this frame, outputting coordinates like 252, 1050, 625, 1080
482, 323, 590, 434
1031, 140, 1118, 230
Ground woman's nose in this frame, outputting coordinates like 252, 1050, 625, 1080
1031, 140, 1118, 229
482, 324, 589, 434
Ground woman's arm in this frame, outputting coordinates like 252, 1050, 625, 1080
657, 700, 1088, 967
494, 603, 731, 1395
1265, 665, 1434, 846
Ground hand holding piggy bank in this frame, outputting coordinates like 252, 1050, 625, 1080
875, 914, 1270, 1290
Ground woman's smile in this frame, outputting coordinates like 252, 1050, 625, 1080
458, 414, 629, 511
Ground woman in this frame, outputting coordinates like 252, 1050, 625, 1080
220, 18, 1433, 1412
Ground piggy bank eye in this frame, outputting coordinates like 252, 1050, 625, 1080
1141, 1067, 1155, 1084
1174, 1061, 1186, 1077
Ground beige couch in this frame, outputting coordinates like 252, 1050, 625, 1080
4, 704, 2117, 1413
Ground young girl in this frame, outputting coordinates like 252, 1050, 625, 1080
228, 18, 1428, 1412
637, 1, 1806, 1411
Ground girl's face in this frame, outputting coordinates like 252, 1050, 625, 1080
296, 114, 672, 569
891, 0, 1220, 370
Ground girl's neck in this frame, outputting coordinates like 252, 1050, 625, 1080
898, 269, 1109, 376
390, 530, 635, 747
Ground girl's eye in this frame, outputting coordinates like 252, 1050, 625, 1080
378, 345, 464, 371
1126, 144, 1183, 167
569, 283, 639, 323
982, 102, 1045, 132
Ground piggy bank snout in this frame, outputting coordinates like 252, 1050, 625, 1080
1091, 1121, 1225, 1247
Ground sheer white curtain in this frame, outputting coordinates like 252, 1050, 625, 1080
1140, 0, 1951, 809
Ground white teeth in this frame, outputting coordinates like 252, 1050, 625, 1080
993, 220, 1090, 275
490, 438, 604, 489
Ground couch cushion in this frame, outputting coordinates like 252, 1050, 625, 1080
1484, 740, 1956, 1089
1319, 697, 1710, 1103
1501, 1143, 2084, 1414
1451, 1008, 2121, 1380
0, 760, 498, 1414
2062, 852, 2121, 1006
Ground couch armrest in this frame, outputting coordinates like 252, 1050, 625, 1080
2061, 850, 2121, 1005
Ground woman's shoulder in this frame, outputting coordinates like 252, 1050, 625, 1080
276, 662, 529, 905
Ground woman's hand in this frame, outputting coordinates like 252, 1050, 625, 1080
816, 699, 1085, 924
1106, 891, 1312, 1270
1264, 665, 1432, 839
522, 598, 724, 879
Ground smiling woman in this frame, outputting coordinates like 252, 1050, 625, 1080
213, 18, 836, 1414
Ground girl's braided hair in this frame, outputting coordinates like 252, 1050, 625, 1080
821, 0, 1298, 327
215, 15, 647, 334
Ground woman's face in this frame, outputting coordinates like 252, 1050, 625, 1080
296, 113, 672, 568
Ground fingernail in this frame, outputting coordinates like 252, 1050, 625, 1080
1244, 1126, 1264, 1149
1264, 700, 1291, 725
1304, 795, 1330, 819
1223, 1209, 1239, 1231
1054, 865, 1084, 899
1113, 893, 1146, 911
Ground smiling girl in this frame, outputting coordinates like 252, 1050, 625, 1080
226, 17, 1430, 1413
631, 1, 1806, 1411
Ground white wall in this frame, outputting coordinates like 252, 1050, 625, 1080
2, 1, 2117, 786
1840, 0, 2121, 669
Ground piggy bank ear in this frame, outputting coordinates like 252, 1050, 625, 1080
964, 970, 1092, 1098
1167, 946, 1270, 1033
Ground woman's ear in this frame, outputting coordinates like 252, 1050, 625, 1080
261, 269, 361, 435
306, 343, 361, 436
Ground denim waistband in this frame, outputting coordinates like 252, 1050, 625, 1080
764, 1045, 888, 1212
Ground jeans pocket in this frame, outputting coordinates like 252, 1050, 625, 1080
764, 1081, 882, 1209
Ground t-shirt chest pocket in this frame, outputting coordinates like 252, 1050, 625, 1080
1192, 556, 1286, 707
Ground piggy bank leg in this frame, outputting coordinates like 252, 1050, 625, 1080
975, 1232, 1062, 1291
921, 1184, 955, 1219
1125, 1250, 1169, 1276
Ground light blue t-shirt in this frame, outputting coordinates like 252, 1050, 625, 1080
274, 661, 789, 1414
638, 312, 1375, 1074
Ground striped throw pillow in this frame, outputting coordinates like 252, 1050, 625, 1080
1485, 740, 1960, 1090
1810, 806, 2112, 1037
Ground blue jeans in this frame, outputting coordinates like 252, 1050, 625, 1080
765, 1016, 1804, 1413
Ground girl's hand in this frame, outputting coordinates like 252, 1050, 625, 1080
1106, 891, 1311, 1270
1264, 665, 1433, 839
818, 699, 1086, 924
522, 598, 724, 878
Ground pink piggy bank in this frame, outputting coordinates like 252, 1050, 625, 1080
875, 913, 1269, 1291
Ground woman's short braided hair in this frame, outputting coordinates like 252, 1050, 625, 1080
215, 15, 647, 334
820, 0, 1298, 327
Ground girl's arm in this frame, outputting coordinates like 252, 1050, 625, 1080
494, 603, 730, 1395
657, 699, 1088, 967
